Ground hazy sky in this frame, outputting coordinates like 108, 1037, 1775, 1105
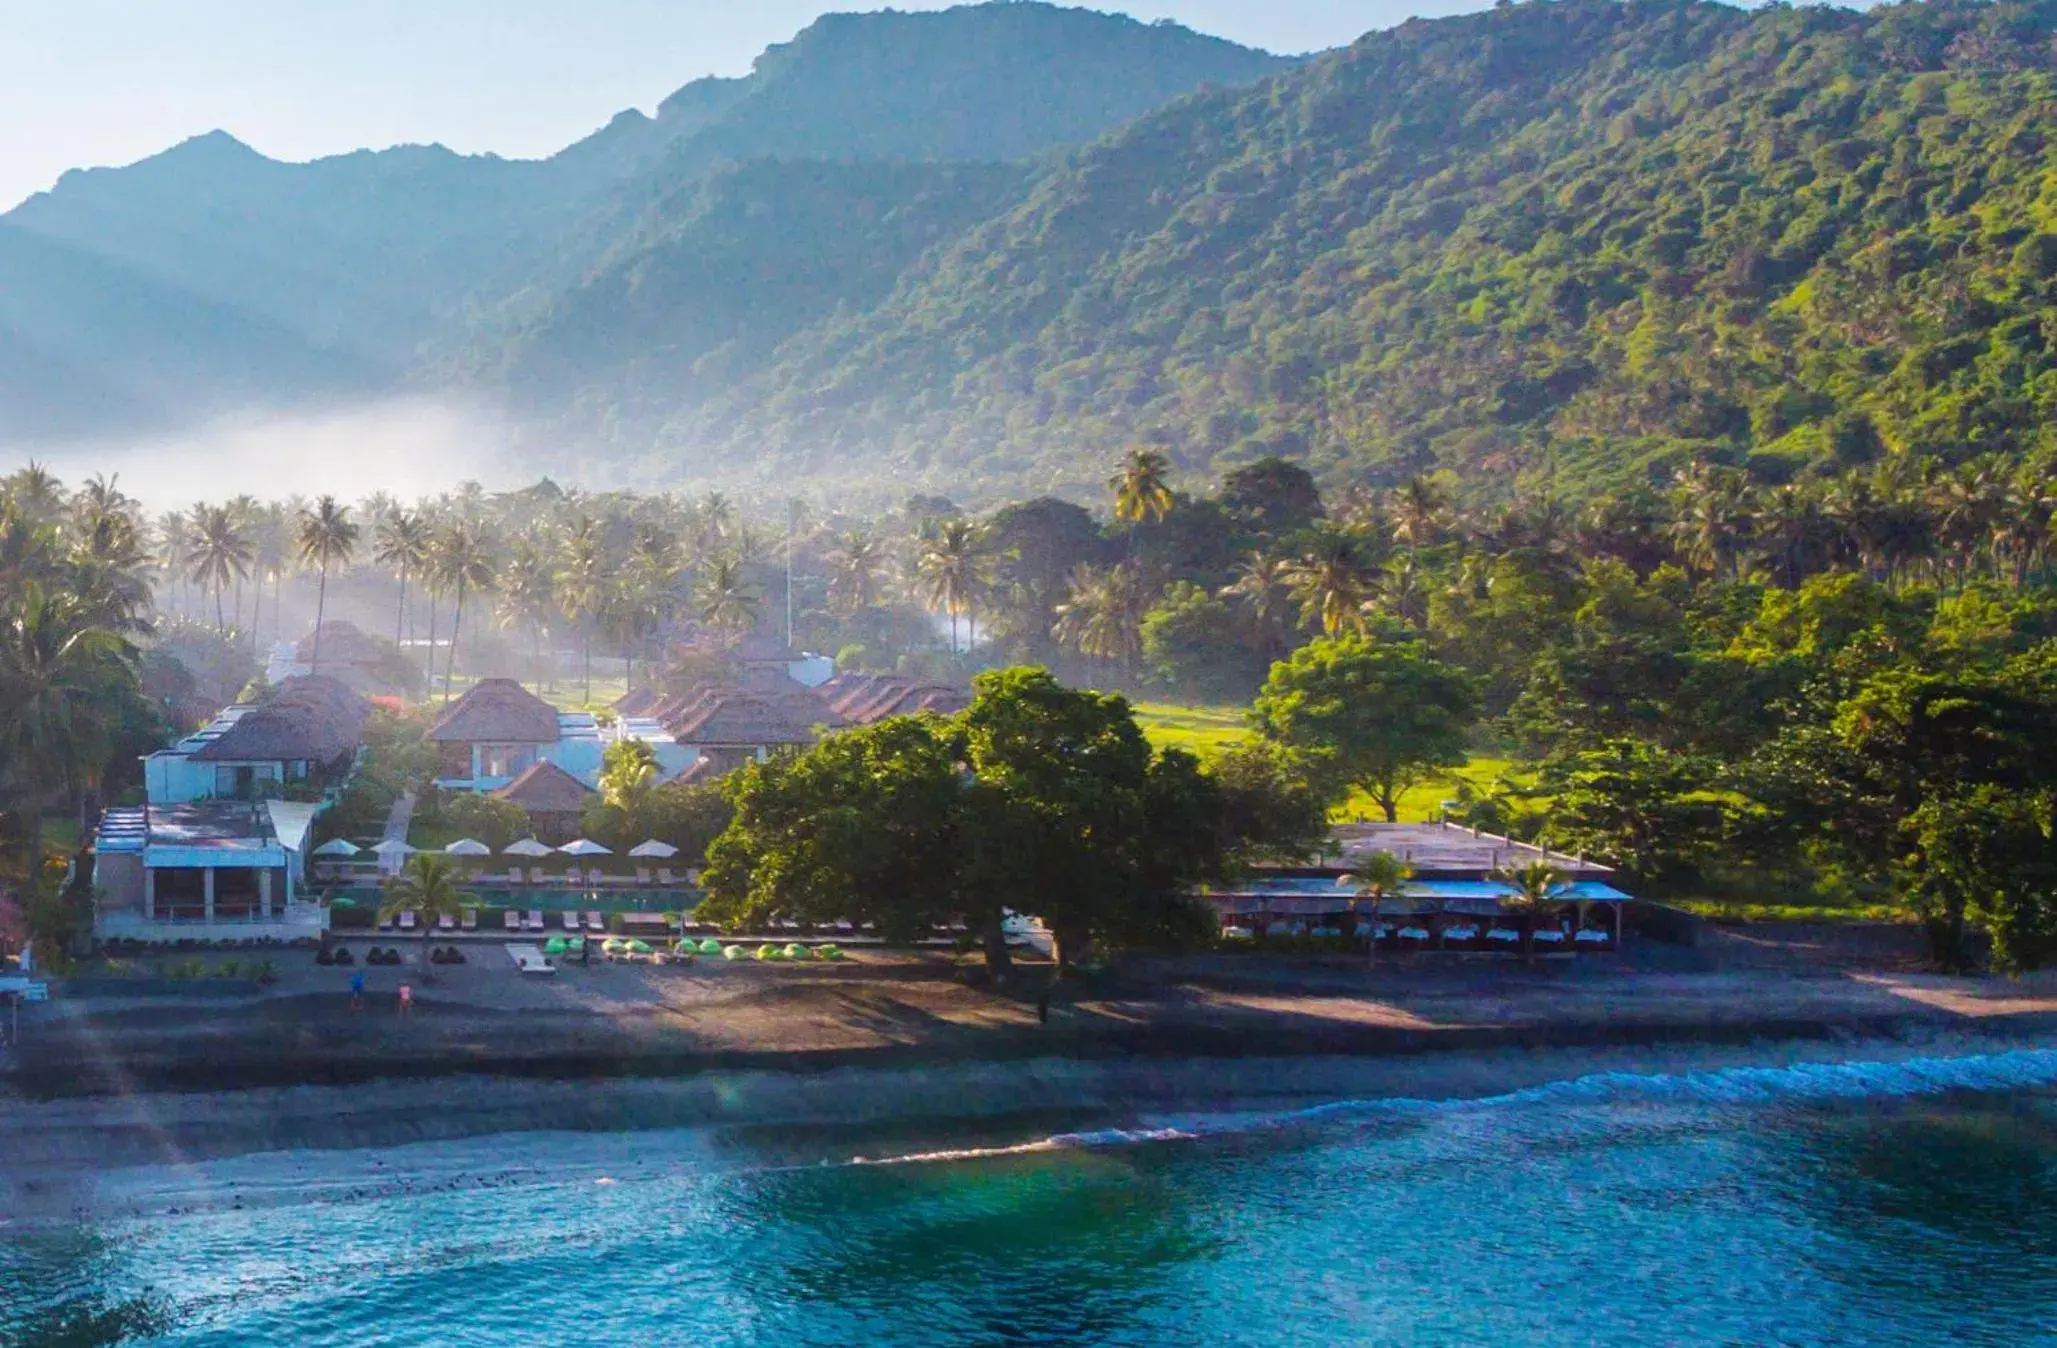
0, 0, 1488, 210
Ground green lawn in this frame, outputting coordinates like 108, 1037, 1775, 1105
1133, 700, 1525, 824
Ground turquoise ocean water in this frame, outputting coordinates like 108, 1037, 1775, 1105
6, 1049, 2057, 1346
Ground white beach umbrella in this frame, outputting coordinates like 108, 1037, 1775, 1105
443, 838, 493, 857
369, 838, 417, 857
311, 838, 363, 857
627, 839, 680, 859
503, 837, 555, 858
557, 838, 613, 857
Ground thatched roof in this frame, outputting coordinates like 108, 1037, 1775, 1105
666, 689, 840, 747
664, 757, 726, 787
491, 760, 595, 814
193, 675, 369, 763
426, 678, 560, 744
294, 619, 386, 668
612, 686, 666, 718
821, 674, 969, 725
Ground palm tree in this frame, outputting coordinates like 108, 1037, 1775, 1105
1667, 462, 1754, 580
598, 738, 659, 812
3, 462, 65, 523
497, 539, 557, 692
187, 503, 252, 635
295, 496, 359, 672
1340, 851, 1414, 955
153, 510, 191, 618
226, 494, 259, 630
1111, 448, 1176, 526
624, 523, 683, 688
1220, 549, 1296, 658
1391, 475, 1449, 554
433, 522, 496, 704
695, 556, 762, 634
826, 531, 887, 615
556, 515, 608, 703
1495, 858, 1571, 964
373, 508, 431, 649
1284, 528, 1380, 636
1053, 561, 1153, 679
1110, 447, 1175, 557
378, 853, 466, 983
0, 582, 132, 891
918, 519, 987, 654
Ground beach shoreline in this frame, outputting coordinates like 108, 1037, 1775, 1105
11, 940, 2057, 1098
5, 1021, 2057, 1225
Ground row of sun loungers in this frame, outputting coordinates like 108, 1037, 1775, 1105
495, 909, 608, 933
1224, 921, 1616, 949
460, 868, 684, 887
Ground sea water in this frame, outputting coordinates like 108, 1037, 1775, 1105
5, 1049, 2057, 1347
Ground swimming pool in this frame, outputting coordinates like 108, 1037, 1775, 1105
332, 885, 702, 914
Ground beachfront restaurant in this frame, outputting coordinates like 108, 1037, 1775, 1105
91, 800, 327, 942
1200, 821, 1631, 952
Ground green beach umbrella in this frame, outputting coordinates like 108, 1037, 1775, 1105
568, 936, 585, 953
723, 944, 746, 960
625, 938, 654, 955
698, 938, 723, 955
817, 943, 843, 961
602, 937, 626, 954
544, 936, 567, 955
755, 943, 782, 961
782, 943, 805, 960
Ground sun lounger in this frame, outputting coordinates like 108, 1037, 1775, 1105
507, 869, 525, 886
1223, 925, 1254, 939
563, 911, 580, 932
505, 943, 556, 975
1532, 928, 1568, 945
565, 866, 583, 887
1441, 924, 1480, 945
524, 909, 544, 932
503, 910, 521, 931
529, 867, 546, 885
438, 914, 455, 931
656, 868, 676, 886
636, 867, 652, 886
399, 911, 417, 932
461, 909, 478, 931
1486, 927, 1521, 945
1397, 925, 1430, 943
378, 911, 395, 932
1575, 928, 1612, 945
586, 911, 605, 933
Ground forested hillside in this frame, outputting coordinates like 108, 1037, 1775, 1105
0, 2, 1286, 443
640, 0, 2057, 500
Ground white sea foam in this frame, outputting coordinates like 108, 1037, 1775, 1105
856, 1048, 2057, 1168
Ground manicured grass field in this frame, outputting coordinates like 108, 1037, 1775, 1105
1133, 700, 1525, 824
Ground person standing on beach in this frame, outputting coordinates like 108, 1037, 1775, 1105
350, 970, 364, 1011
398, 983, 413, 1015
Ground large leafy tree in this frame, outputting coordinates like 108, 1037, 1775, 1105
701, 715, 969, 944
956, 667, 1221, 968
1254, 636, 1478, 822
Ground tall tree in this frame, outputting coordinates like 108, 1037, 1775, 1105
295, 496, 359, 673
1254, 636, 1478, 822
695, 556, 762, 634
918, 518, 987, 653
187, 504, 252, 636
434, 522, 496, 705
374, 508, 431, 649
